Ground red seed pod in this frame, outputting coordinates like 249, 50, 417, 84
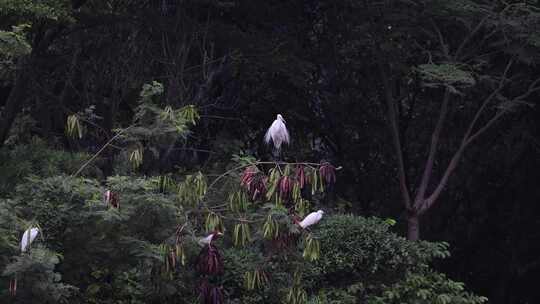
209, 286, 224, 304
249, 175, 267, 201
295, 166, 307, 189
110, 192, 120, 209
198, 279, 211, 301
319, 162, 336, 184
197, 244, 224, 275
278, 176, 293, 199
240, 166, 258, 188
198, 280, 224, 304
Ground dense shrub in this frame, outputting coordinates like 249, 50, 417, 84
309, 214, 485, 304
0, 170, 486, 303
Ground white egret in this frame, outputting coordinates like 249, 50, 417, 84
21, 227, 39, 252
298, 210, 324, 229
103, 190, 111, 205
264, 114, 290, 151
199, 230, 223, 246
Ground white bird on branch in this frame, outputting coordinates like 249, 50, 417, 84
264, 114, 290, 152
297, 210, 324, 229
21, 227, 40, 253
198, 230, 223, 246
104, 190, 111, 205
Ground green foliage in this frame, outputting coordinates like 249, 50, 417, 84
417, 64, 476, 93
0, 173, 487, 303
0, 24, 31, 58
0, 139, 97, 194
367, 270, 488, 304
308, 215, 477, 303
0, 0, 73, 22
116, 82, 200, 172
2, 247, 77, 303
313, 215, 449, 282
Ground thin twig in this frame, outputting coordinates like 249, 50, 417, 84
71, 125, 134, 177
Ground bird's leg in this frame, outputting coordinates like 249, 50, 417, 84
271, 148, 280, 162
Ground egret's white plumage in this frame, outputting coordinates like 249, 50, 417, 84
264, 114, 290, 150
104, 190, 111, 205
299, 210, 324, 229
21, 227, 39, 252
198, 231, 223, 246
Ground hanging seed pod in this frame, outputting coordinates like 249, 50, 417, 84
205, 213, 223, 233
240, 165, 258, 187
228, 191, 239, 212
295, 166, 307, 189
291, 181, 302, 204
285, 286, 308, 304
294, 199, 310, 218
193, 172, 207, 198
208, 285, 224, 304
228, 191, 248, 212
278, 176, 293, 199
263, 214, 280, 239
302, 234, 321, 261
233, 223, 251, 247
248, 175, 267, 201
240, 166, 267, 201
158, 174, 175, 193
179, 104, 200, 125
310, 168, 319, 195
66, 114, 84, 139
244, 269, 269, 290
109, 192, 120, 209
129, 147, 144, 169
198, 279, 211, 302
319, 162, 336, 185
175, 244, 187, 266
197, 244, 224, 275
266, 167, 281, 200
9, 278, 17, 296
178, 173, 207, 206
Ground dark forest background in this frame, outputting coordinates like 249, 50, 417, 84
1, 1, 540, 303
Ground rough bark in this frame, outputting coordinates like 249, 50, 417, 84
407, 212, 420, 241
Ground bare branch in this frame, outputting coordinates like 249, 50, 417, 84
414, 90, 451, 208
377, 61, 413, 210
455, 14, 491, 60
430, 19, 449, 59
462, 59, 513, 143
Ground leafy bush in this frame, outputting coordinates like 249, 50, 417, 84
309, 214, 485, 304
0, 139, 98, 195
314, 215, 449, 283
367, 270, 488, 304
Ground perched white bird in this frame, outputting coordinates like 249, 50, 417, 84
198, 230, 223, 246
103, 190, 111, 205
264, 114, 290, 150
21, 227, 39, 252
298, 210, 324, 229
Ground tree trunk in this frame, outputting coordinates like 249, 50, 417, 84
0, 63, 30, 148
407, 212, 420, 241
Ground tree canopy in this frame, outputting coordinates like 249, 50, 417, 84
1, 0, 540, 303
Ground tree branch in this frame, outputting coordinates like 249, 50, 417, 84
430, 19, 449, 59
377, 61, 412, 210
455, 14, 491, 60
421, 74, 540, 213
462, 59, 513, 143
414, 90, 450, 208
